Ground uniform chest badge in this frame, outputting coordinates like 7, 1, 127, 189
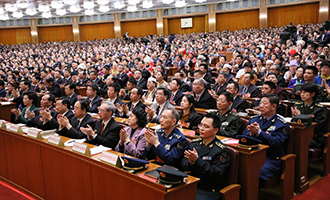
267, 126, 276, 131
164, 144, 171, 150
202, 156, 212, 160
221, 122, 229, 126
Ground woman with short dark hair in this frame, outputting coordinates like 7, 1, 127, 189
115, 107, 148, 158
179, 95, 202, 130
11, 91, 38, 124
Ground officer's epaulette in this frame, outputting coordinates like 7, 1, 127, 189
295, 102, 303, 104
215, 141, 226, 149
191, 138, 202, 142
251, 114, 260, 119
230, 111, 239, 116
174, 133, 182, 139
277, 116, 288, 124
315, 103, 325, 107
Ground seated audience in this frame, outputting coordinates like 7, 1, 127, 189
179, 94, 202, 130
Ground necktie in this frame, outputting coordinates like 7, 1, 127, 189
77, 119, 81, 128
196, 95, 200, 102
131, 103, 134, 110
170, 93, 174, 102
156, 106, 160, 115
242, 87, 247, 97
100, 123, 105, 136
217, 85, 221, 93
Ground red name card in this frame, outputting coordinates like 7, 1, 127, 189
72, 142, 91, 157
100, 151, 122, 167
48, 135, 64, 147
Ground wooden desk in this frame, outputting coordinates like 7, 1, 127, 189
288, 122, 316, 193
76, 86, 87, 96
0, 126, 199, 200
0, 102, 16, 121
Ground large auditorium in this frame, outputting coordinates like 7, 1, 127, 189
0, 0, 329, 200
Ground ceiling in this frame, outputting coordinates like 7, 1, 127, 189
0, 0, 228, 20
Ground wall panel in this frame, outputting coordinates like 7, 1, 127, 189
121, 20, 156, 38
38, 26, 73, 43
168, 16, 206, 34
268, 3, 319, 28
0, 28, 31, 45
80, 23, 114, 41
216, 10, 259, 32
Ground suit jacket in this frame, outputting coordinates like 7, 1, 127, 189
76, 78, 88, 86
0, 88, 6, 97
231, 96, 248, 113
86, 95, 102, 113
27, 107, 58, 129
87, 118, 121, 149
111, 97, 124, 117
30, 84, 40, 93
194, 90, 216, 109
293, 33, 308, 48
63, 76, 72, 85
239, 84, 260, 98
67, 93, 78, 109
122, 101, 147, 118
203, 73, 215, 84
58, 114, 95, 139
169, 90, 184, 106
54, 78, 64, 85
99, 84, 109, 97
90, 78, 104, 88
115, 127, 147, 158
48, 83, 62, 97
149, 101, 175, 123
212, 82, 228, 95
136, 77, 147, 89
180, 111, 202, 130
141, 68, 151, 81
43, 110, 75, 130
180, 82, 190, 92
117, 72, 128, 88
317, 32, 330, 45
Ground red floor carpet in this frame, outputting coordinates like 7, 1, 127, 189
292, 174, 330, 200
0, 181, 35, 200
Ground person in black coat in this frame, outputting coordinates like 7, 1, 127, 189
89, 71, 104, 88
174, 71, 190, 92
107, 83, 124, 117
85, 84, 102, 113
57, 99, 95, 139
44, 76, 62, 97
65, 83, 78, 109
238, 73, 260, 98
116, 87, 146, 118
200, 63, 215, 84
116, 65, 128, 88
192, 78, 216, 109
226, 82, 248, 113
169, 78, 184, 106
81, 101, 121, 149
134, 70, 147, 89
211, 72, 229, 96
293, 27, 308, 48
317, 27, 330, 46
180, 94, 202, 130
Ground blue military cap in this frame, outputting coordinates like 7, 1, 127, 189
236, 135, 262, 149
121, 156, 149, 171
156, 168, 188, 186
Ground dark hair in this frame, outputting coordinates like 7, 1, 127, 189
220, 91, 233, 103
174, 71, 184, 78
300, 82, 319, 101
243, 62, 253, 69
156, 71, 165, 77
109, 83, 120, 93
172, 78, 182, 87
128, 78, 137, 86
200, 63, 208, 70
262, 81, 276, 90
78, 98, 89, 112
23, 80, 31, 87
45, 76, 54, 83
46, 94, 56, 105
0, 80, 4, 87
306, 66, 318, 76
23, 91, 38, 106
219, 71, 229, 78
58, 97, 71, 109
88, 83, 99, 93
230, 82, 240, 91
194, 70, 203, 75
166, 108, 180, 125
261, 93, 279, 107
244, 72, 254, 80
321, 60, 330, 69
66, 83, 76, 90
136, 87, 144, 98
157, 87, 170, 98
131, 107, 148, 128
267, 73, 278, 79
182, 94, 196, 114
204, 113, 221, 130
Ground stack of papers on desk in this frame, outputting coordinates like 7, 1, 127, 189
64, 138, 87, 147
150, 125, 161, 130
0, 102, 11, 105
90, 145, 111, 155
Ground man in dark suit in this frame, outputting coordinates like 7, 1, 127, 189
57, 99, 95, 139
42, 97, 74, 130
174, 71, 190, 92
62, 68, 73, 85
107, 83, 124, 116
192, 78, 216, 109
44, 76, 62, 97
239, 72, 260, 98
116, 65, 128, 88
99, 75, 116, 97
30, 75, 41, 93
81, 101, 121, 149
200, 63, 215, 84
86, 84, 102, 113
119, 78, 137, 100
26, 94, 58, 129
116, 87, 146, 118
169, 78, 184, 106
226, 82, 248, 113
65, 83, 78, 109
134, 70, 147, 89
0, 80, 6, 97
293, 27, 308, 48
317, 27, 330, 46
75, 71, 89, 86
89, 71, 104, 88
53, 70, 64, 85
268, 65, 286, 88
211, 72, 229, 96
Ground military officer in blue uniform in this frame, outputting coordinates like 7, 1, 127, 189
180, 113, 230, 200
145, 109, 188, 168
241, 93, 289, 181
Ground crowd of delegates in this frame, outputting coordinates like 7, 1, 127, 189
1, 21, 330, 199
